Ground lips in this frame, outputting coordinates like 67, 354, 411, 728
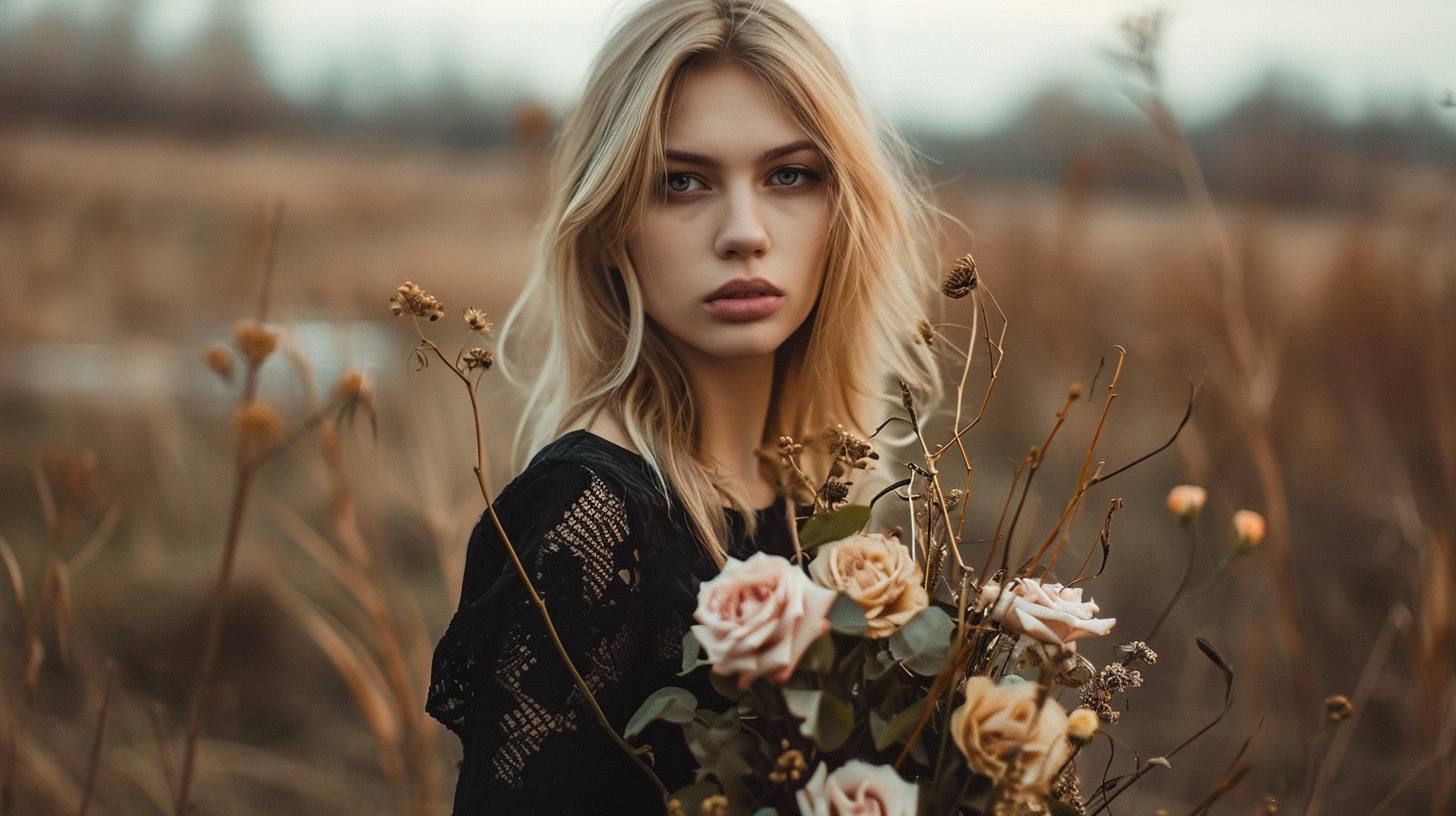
704, 278, 784, 321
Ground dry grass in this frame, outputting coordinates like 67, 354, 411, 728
0, 120, 1452, 815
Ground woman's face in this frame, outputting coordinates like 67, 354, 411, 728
627, 61, 832, 365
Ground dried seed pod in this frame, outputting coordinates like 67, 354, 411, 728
463, 307, 492, 333
389, 281, 445, 320
232, 320, 279, 366
942, 254, 977, 298
203, 344, 235, 381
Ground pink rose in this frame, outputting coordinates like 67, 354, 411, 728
692, 553, 837, 688
795, 760, 918, 816
985, 578, 1115, 654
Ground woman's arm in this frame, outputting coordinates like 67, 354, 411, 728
428, 462, 662, 816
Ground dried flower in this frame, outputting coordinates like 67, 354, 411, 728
1233, 510, 1266, 552
951, 677, 1071, 793
389, 281, 444, 321
460, 348, 494, 373
234, 401, 285, 455
1079, 662, 1143, 724
666, 800, 687, 816
796, 761, 918, 816
915, 318, 936, 347
1118, 640, 1158, 665
770, 743, 809, 784
203, 344, 235, 381
701, 795, 728, 816
232, 320, 278, 367
1066, 708, 1100, 745
808, 533, 928, 639
334, 369, 367, 401
824, 424, 877, 473
463, 307, 492, 333
1166, 485, 1207, 525
692, 553, 836, 688
986, 579, 1116, 655
942, 254, 978, 299
818, 478, 850, 509
1324, 694, 1353, 723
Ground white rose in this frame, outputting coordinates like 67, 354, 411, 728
808, 533, 928, 638
988, 578, 1115, 654
692, 553, 837, 688
795, 760, 918, 816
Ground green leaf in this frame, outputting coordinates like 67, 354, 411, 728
782, 688, 854, 751
624, 687, 697, 740
826, 593, 869, 635
871, 696, 930, 751
798, 633, 836, 676
679, 629, 711, 675
888, 606, 955, 676
670, 781, 720, 816
798, 504, 871, 550
709, 668, 744, 702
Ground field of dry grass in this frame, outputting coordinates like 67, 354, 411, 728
0, 122, 1452, 815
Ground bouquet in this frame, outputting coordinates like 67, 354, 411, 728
624, 257, 1247, 816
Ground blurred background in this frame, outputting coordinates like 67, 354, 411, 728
0, 0, 1452, 814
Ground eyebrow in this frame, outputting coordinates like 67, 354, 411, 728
664, 139, 821, 167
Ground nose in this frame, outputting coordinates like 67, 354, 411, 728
714, 186, 770, 259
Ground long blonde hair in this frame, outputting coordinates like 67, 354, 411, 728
498, 0, 941, 564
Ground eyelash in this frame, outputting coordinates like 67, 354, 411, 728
661, 165, 821, 196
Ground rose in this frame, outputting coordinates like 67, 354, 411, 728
951, 677, 1072, 792
807, 533, 928, 638
986, 578, 1115, 654
795, 760, 918, 816
692, 553, 837, 688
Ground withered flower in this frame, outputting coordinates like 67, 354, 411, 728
235, 401, 285, 454
232, 320, 278, 367
824, 423, 877, 475
459, 348, 494, 374
818, 478, 850, 509
915, 317, 936, 347
463, 307, 492, 333
942, 254, 978, 299
1324, 694, 1353, 723
389, 281, 445, 321
1079, 661, 1143, 724
1118, 640, 1158, 665
203, 344, 235, 381
700, 794, 728, 816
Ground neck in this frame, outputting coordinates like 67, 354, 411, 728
675, 345, 777, 511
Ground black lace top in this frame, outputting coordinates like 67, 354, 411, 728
427, 430, 795, 815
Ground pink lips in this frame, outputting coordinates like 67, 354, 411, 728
704, 277, 784, 321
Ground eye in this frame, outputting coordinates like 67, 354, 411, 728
665, 173, 704, 194
769, 166, 819, 188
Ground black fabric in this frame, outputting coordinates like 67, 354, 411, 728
427, 430, 795, 815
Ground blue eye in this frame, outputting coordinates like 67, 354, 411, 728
771, 166, 816, 187
665, 173, 702, 194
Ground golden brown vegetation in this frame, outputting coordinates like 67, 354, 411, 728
0, 89, 1452, 816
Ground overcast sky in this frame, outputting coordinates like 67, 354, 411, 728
18, 0, 1456, 133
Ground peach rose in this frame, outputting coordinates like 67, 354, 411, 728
986, 578, 1115, 654
692, 553, 837, 689
951, 677, 1071, 792
808, 533, 928, 638
795, 760, 918, 816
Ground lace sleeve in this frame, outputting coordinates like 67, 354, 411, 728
428, 464, 660, 815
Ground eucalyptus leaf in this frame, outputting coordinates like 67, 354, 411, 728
826, 593, 869, 635
798, 633, 836, 676
709, 669, 744, 702
782, 688, 854, 751
679, 629, 711, 675
798, 504, 871, 550
625, 687, 697, 740
871, 696, 929, 751
888, 606, 955, 676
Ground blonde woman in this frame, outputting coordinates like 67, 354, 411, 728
427, 1, 940, 812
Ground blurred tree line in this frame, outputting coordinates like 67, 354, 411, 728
1, 0, 1452, 208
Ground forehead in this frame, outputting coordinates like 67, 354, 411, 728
662, 61, 813, 156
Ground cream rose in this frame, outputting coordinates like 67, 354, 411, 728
692, 553, 837, 688
808, 533, 928, 638
795, 760, 918, 816
986, 578, 1115, 654
951, 677, 1071, 792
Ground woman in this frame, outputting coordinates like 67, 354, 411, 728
427, 1, 940, 812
